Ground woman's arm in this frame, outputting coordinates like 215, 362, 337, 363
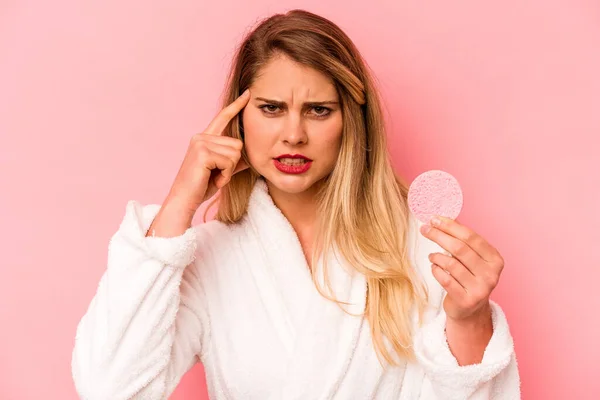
409, 216, 521, 399
414, 299, 520, 399
445, 302, 493, 366
71, 200, 210, 400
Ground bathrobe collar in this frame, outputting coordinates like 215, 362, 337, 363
243, 177, 368, 399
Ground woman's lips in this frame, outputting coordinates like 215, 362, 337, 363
273, 158, 312, 174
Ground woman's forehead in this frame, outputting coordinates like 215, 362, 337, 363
251, 56, 338, 100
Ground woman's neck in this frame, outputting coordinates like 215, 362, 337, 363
266, 180, 320, 231
266, 181, 321, 270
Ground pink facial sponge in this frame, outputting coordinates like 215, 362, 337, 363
408, 170, 463, 224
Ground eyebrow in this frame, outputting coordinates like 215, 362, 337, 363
254, 97, 339, 107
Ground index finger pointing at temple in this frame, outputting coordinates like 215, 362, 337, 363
204, 89, 251, 136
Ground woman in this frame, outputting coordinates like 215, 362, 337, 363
72, 9, 520, 399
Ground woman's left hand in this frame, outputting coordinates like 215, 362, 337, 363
420, 216, 505, 323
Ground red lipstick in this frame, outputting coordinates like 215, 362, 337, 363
273, 154, 313, 174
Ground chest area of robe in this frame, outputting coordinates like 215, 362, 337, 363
198, 226, 399, 400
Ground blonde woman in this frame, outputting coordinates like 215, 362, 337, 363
72, 9, 520, 399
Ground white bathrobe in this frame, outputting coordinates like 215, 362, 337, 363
71, 177, 520, 400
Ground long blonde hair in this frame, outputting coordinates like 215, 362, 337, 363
206, 9, 428, 365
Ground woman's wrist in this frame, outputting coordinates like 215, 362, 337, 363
145, 197, 196, 238
444, 302, 493, 365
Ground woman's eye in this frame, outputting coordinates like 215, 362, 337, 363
259, 105, 280, 114
312, 106, 330, 116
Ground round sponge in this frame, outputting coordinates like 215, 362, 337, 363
408, 170, 463, 224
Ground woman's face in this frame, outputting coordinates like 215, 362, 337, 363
242, 54, 343, 195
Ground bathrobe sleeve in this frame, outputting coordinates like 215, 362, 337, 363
71, 200, 211, 400
411, 223, 521, 399
413, 300, 521, 399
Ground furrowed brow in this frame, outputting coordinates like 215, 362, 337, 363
255, 97, 339, 107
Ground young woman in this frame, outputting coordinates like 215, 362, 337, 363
72, 9, 520, 399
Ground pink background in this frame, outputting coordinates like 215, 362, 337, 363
1, 1, 598, 399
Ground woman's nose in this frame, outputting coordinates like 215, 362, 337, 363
281, 115, 308, 145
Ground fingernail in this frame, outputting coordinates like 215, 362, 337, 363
241, 89, 250, 97
430, 216, 441, 227
420, 224, 431, 235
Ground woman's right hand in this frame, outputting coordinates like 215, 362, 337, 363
165, 89, 251, 216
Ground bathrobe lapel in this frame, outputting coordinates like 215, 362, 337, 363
245, 178, 368, 399
244, 178, 314, 354
278, 247, 367, 400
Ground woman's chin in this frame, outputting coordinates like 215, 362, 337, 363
263, 171, 318, 194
